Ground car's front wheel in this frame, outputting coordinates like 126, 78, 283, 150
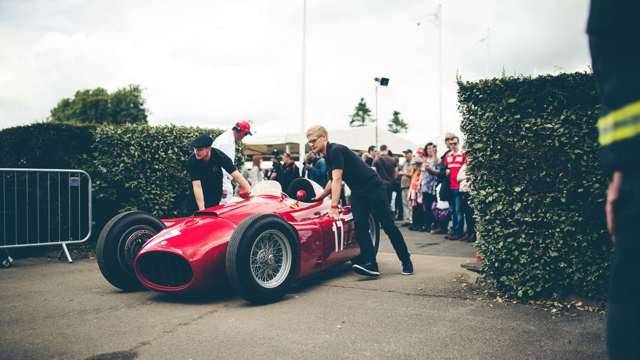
225, 214, 299, 304
96, 211, 165, 291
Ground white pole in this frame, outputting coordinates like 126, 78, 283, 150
437, 3, 443, 142
299, 0, 307, 161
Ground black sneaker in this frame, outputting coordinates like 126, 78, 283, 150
401, 260, 414, 275
352, 262, 381, 277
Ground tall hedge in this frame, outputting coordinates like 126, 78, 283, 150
88, 124, 222, 218
0, 122, 95, 169
458, 72, 611, 299
0, 122, 222, 241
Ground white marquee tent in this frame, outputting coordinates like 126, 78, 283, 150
243, 126, 420, 159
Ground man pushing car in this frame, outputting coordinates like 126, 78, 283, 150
306, 125, 413, 277
188, 134, 252, 211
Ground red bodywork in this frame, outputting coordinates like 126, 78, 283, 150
133, 194, 360, 293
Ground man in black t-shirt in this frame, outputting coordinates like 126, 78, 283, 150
306, 125, 413, 277
187, 134, 252, 211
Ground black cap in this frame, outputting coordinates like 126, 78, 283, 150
191, 134, 213, 148
403, 149, 413, 154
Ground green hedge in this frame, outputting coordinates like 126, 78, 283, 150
0, 122, 222, 241
458, 72, 611, 299
0, 122, 95, 169
88, 124, 222, 218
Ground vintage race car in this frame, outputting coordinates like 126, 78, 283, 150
96, 179, 379, 304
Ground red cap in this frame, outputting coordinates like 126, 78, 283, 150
234, 121, 252, 136
417, 147, 425, 156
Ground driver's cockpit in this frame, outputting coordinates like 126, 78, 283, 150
250, 179, 323, 203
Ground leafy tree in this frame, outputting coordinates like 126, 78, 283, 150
349, 97, 373, 127
49, 84, 148, 125
109, 85, 148, 125
387, 110, 408, 133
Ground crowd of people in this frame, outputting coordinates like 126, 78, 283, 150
362, 132, 476, 242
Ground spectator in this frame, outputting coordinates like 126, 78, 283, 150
277, 152, 300, 193
391, 150, 404, 220
399, 149, 414, 225
243, 154, 264, 188
443, 136, 467, 240
362, 145, 378, 167
269, 150, 283, 181
408, 158, 425, 231
437, 132, 456, 234
422, 143, 440, 233
372, 144, 398, 206
457, 162, 475, 242
304, 152, 328, 187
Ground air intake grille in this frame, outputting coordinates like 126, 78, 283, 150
138, 252, 193, 288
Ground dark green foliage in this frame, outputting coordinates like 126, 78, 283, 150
0, 123, 222, 243
350, 97, 374, 127
49, 85, 148, 125
387, 110, 408, 133
457, 72, 611, 299
88, 124, 222, 219
0, 122, 95, 169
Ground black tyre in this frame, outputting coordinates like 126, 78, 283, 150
96, 211, 165, 291
226, 214, 299, 304
369, 214, 381, 254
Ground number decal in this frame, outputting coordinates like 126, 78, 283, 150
332, 220, 345, 252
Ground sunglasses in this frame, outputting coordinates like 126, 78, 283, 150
450, 142, 459, 145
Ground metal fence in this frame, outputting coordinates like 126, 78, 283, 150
0, 169, 92, 262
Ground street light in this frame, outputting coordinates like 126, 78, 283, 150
374, 77, 389, 146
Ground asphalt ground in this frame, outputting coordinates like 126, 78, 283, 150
0, 226, 605, 360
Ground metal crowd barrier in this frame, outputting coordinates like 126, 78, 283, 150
0, 169, 92, 263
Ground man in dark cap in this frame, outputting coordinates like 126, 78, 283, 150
188, 134, 252, 211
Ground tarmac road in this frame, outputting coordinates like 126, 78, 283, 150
0, 228, 605, 360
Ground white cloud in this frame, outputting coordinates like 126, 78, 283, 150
0, 0, 591, 146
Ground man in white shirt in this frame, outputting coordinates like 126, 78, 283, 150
211, 121, 253, 204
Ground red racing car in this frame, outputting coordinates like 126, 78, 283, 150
96, 179, 379, 304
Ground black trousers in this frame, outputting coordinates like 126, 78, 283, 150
351, 186, 411, 264
607, 172, 640, 360
460, 191, 475, 235
422, 192, 436, 230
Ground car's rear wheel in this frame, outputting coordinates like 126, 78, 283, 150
96, 211, 165, 291
226, 214, 299, 304
369, 213, 381, 254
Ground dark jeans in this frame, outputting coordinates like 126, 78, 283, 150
422, 192, 436, 230
351, 186, 411, 265
607, 172, 640, 360
411, 203, 424, 227
460, 191, 475, 235
449, 189, 464, 235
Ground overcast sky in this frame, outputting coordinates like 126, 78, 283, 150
0, 0, 591, 145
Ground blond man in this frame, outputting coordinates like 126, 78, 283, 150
306, 125, 413, 277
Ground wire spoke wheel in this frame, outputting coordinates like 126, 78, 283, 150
249, 230, 292, 288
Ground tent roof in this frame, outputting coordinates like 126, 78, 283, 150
244, 126, 420, 156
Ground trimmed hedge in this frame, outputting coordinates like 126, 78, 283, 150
1, 122, 223, 241
0, 122, 95, 169
88, 124, 222, 218
458, 72, 611, 299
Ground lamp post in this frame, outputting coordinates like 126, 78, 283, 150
374, 77, 389, 146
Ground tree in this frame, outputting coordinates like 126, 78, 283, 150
387, 111, 408, 133
349, 98, 373, 127
49, 84, 148, 125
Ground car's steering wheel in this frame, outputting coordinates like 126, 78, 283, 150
286, 178, 316, 202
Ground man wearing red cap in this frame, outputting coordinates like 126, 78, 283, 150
212, 121, 253, 204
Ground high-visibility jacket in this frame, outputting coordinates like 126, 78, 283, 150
587, 0, 640, 175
